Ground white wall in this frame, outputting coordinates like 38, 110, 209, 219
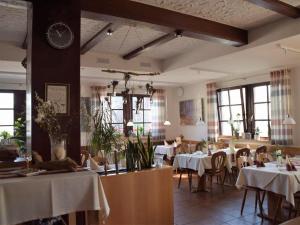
165, 83, 208, 141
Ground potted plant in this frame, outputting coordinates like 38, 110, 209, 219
254, 127, 260, 140
35, 94, 68, 160
136, 131, 156, 169
13, 117, 26, 151
228, 113, 241, 139
90, 98, 123, 169
0, 131, 11, 145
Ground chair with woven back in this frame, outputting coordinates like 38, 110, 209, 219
204, 151, 227, 193
239, 149, 265, 219
232, 148, 250, 177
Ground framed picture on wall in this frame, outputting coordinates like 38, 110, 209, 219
45, 83, 70, 115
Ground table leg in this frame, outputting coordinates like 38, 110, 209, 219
257, 191, 282, 223
192, 175, 207, 192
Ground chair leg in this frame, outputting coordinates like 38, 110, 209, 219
178, 169, 183, 188
210, 176, 213, 193
241, 189, 248, 215
220, 175, 225, 193
188, 170, 192, 192
255, 192, 258, 212
256, 191, 264, 223
273, 196, 283, 225
261, 191, 266, 205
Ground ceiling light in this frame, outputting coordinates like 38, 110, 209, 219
164, 120, 171, 126
283, 115, 296, 125
196, 117, 205, 126
175, 30, 183, 38
106, 29, 113, 36
126, 120, 134, 127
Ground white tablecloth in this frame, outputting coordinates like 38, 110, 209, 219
0, 171, 110, 225
236, 163, 300, 206
173, 150, 232, 177
155, 145, 175, 159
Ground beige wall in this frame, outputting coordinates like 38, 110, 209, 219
165, 83, 207, 141
166, 67, 300, 146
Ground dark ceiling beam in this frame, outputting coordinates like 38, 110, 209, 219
80, 0, 248, 47
123, 30, 181, 60
22, 32, 27, 49
247, 0, 300, 18
80, 23, 120, 54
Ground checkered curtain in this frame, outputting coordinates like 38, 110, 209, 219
207, 83, 219, 142
271, 70, 293, 145
90, 86, 107, 114
151, 89, 166, 140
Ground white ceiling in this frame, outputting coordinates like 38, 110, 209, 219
187, 34, 300, 77
1, 1, 300, 87
133, 0, 300, 29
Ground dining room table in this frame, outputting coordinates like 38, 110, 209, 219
0, 170, 110, 225
236, 160, 300, 221
155, 145, 175, 159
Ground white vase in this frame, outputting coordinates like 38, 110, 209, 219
50, 137, 66, 160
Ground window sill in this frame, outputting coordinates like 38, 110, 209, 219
218, 136, 270, 144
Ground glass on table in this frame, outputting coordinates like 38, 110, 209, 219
19, 149, 32, 169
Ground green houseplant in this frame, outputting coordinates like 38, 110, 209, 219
136, 131, 156, 169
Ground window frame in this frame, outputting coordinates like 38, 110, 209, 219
216, 87, 246, 136
0, 91, 15, 135
131, 95, 151, 136
216, 82, 271, 138
108, 93, 152, 136
252, 83, 271, 138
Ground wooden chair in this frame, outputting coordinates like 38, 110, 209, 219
232, 148, 250, 178
239, 154, 265, 218
80, 150, 89, 167
204, 151, 227, 193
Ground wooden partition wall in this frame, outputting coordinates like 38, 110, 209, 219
90, 167, 174, 225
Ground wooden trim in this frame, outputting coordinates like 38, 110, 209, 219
80, 23, 120, 54
247, 0, 300, 18
123, 31, 180, 60
81, 0, 248, 46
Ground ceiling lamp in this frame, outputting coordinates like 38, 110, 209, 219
126, 120, 134, 127
164, 120, 171, 126
196, 117, 205, 126
164, 94, 171, 126
106, 29, 113, 36
283, 115, 296, 125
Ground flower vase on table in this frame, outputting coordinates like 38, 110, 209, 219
50, 136, 66, 160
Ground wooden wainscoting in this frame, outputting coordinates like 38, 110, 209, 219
90, 166, 174, 225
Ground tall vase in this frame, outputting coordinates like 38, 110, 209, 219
50, 136, 66, 160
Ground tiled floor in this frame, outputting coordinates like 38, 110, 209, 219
173, 173, 273, 225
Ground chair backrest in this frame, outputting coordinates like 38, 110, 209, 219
256, 145, 267, 154
81, 150, 89, 167
236, 148, 250, 162
211, 151, 227, 174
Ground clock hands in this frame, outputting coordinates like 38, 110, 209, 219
55, 29, 62, 38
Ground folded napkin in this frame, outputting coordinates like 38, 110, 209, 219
192, 151, 203, 155
90, 157, 101, 170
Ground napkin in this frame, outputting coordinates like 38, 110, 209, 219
90, 157, 101, 170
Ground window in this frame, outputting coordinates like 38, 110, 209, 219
132, 96, 152, 135
217, 83, 271, 138
109, 94, 152, 136
110, 96, 124, 134
253, 84, 271, 137
0, 93, 14, 135
217, 88, 245, 136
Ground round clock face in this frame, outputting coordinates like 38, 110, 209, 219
46, 22, 74, 49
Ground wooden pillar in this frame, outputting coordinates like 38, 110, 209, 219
26, 0, 81, 162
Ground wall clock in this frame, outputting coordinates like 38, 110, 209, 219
46, 22, 74, 49
176, 87, 184, 97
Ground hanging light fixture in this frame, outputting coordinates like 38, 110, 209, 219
279, 48, 296, 125
196, 117, 205, 126
164, 93, 171, 126
127, 87, 134, 127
